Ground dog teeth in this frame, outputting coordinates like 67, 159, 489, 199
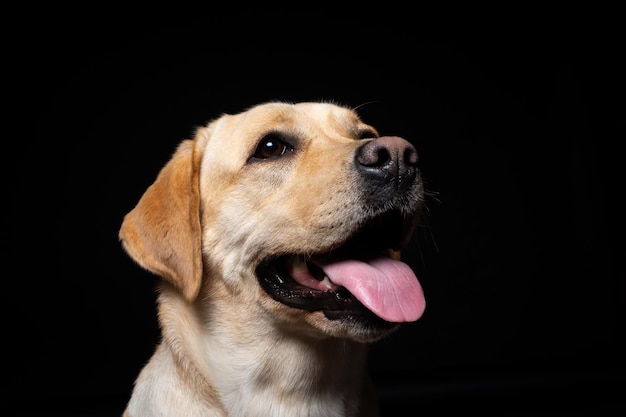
319, 276, 333, 287
289, 255, 334, 290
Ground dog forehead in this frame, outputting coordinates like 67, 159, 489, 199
251, 101, 361, 122
220, 101, 363, 138
199, 102, 366, 161
289, 101, 361, 124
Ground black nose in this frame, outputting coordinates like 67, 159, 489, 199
355, 136, 419, 192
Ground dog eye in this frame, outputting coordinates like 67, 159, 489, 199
252, 135, 294, 160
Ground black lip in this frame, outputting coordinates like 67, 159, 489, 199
255, 209, 413, 328
256, 256, 357, 311
256, 256, 396, 329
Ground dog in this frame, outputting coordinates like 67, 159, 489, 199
119, 101, 426, 416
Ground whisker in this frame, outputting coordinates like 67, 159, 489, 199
353, 100, 380, 112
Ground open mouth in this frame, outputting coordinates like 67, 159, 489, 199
256, 210, 426, 325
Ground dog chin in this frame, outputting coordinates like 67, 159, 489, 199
266, 305, 401, 342
306, 310, 401, 342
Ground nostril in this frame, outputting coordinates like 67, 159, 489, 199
404, 146, 418, 166
372, 147, 391, 167
356, 136, 418, 175
357, 140, 390, 168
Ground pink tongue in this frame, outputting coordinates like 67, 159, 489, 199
314, 256, 426, 322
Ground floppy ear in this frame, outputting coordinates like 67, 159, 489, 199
119, 139, 203, 301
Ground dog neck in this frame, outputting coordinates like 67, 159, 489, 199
149, 282, 377, 417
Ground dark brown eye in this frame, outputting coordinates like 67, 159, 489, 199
252, 134, 293, 160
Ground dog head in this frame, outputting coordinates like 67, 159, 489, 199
120, 101, 426, 343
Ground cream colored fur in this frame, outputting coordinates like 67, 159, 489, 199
119, 101, 421, 416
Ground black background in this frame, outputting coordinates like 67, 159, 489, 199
4, 9, 625, 416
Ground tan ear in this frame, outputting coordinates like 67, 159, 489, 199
119, 139, 203, 301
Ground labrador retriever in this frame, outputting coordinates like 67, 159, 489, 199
119, 101, 426, 417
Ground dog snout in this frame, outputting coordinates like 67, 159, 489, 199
355, 136, 419, 192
